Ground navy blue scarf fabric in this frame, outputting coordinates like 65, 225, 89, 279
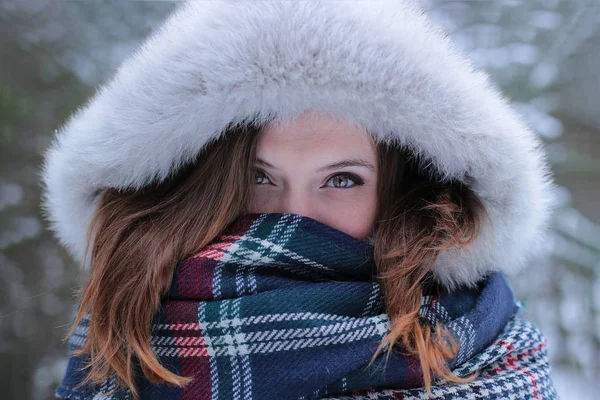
56, 213, 525, 400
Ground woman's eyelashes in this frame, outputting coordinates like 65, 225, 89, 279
254, 169, 273, 185
254, 169, 365, 189
325, 173, 364, 188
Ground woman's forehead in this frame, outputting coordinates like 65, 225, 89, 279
256, 125, 377, 169
259, 112, 374, 151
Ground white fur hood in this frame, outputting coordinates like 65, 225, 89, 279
40, 0, 555, 290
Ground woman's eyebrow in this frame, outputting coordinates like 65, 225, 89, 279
317, 158, 376, 172
255, 158, 276, 169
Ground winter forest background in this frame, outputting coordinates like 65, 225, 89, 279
1, 0, 599, 399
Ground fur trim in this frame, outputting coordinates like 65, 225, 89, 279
40, 0, 556, 290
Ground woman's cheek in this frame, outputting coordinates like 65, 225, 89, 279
248, 189, 275, 212
323, 186, 377, 206
250, 187, 292, 213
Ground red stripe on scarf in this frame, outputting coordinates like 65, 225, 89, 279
172, 215, 258, 399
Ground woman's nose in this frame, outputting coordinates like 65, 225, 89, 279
280, 190, 317, 220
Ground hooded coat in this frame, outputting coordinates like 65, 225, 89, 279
42, 1, 559, 398
41, 0, 555, 292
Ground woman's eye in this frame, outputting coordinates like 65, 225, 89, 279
326, 174, 364, 189
255, 170, 271, 185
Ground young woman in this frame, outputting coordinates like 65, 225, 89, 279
42, 1, 558, 399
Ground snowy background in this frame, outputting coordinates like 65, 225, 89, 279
0, 1, 598, 399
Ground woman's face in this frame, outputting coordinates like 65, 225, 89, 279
247, 111, 379, 241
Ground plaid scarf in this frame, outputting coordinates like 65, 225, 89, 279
56, 213, 557, 400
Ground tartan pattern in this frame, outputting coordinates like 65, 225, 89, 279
327, 316, 558, 400
56, 213, 548, 400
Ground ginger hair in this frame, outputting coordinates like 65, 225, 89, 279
366, 142, 485, 393
63, 119, 486, 398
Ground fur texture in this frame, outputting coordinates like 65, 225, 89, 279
40, 0, 556, 290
